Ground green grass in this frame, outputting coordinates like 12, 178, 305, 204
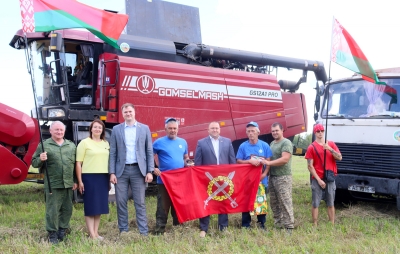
1, 157, 400, 253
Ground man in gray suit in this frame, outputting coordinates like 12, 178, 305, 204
109, 103, 154, 236
194, 122, 236, 238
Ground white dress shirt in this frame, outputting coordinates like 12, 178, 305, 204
125, 121, 137, 163
210, 136, 220, 165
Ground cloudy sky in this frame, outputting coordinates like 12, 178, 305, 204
1, 0, 400, 131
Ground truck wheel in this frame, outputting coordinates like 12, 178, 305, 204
335, 189, 355, 206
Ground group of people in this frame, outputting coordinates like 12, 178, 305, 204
31, 102, 341, 244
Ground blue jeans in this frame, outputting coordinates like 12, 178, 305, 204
115, 165, 148, 235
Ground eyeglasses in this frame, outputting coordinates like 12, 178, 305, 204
315, 130, 324, 133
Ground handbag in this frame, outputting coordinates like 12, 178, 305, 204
311, 143, 335, 182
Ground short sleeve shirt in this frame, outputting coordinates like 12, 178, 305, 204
269, 138, 293, 176
76, 137, 110, 174
236, 140, 273, 187
153, 136, 188, 184
305, 141, 340, 179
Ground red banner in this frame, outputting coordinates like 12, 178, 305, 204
161, 164, 262, 223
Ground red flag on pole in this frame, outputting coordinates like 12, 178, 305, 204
161, 164, 261, 223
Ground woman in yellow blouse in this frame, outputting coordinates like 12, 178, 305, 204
76, 119, 110, 240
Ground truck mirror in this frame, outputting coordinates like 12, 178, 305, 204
50, 32, 63, 52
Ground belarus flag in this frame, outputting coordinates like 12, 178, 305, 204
330, 18, 397, 103
161, 164, 261, 223
19, 0, 128, 49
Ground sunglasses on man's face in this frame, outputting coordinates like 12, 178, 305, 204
315, 130, 324, 133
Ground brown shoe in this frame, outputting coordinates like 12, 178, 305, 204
199, 231, 206, 238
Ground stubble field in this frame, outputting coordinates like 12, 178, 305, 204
1, 156, 400, 253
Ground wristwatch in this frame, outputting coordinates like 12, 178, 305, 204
330, 149, 334, 153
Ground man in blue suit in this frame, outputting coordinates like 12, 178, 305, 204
194, 121, 236, 238
109, 103, 154, 236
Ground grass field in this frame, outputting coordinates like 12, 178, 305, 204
1, 156, 400, 253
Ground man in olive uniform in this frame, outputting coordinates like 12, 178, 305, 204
264, 122, 294, 232
31, 121, 77, 244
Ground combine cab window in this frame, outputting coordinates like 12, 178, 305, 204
31, 40, 70, 106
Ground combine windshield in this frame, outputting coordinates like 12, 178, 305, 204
322, 79, 400, 119
30, 40, 76, 106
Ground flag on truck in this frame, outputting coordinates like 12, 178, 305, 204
330, 18, 397, 102
160, 164, 261, 223
19, 0, 128, 49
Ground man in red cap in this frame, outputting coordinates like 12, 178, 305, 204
305, 124, 342, 226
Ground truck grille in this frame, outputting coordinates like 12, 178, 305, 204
336, 143, 400, 178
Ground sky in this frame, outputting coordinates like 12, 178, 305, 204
1, 0, 400, 132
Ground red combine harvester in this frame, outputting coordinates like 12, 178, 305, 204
2, 0, 327, 186
2, 29, 327, 186
0, 103, 40, 184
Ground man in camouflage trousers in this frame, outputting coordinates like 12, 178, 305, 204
264, 122, 294, 232
31, 121, 77, 244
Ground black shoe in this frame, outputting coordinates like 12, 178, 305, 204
57, 228, 67, 241
154, 230, 165, 235
48, 231, 59, 244
219, 225, 227, 231
256, 222, 265, 229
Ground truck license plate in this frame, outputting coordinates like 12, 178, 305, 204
348, 185, 375, 193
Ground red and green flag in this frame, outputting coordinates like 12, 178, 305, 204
331, 18, 397, 102
19, 0, 128, 49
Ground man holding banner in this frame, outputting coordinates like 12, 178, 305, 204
194, 122, 236, 238
153, 118, 189, 235
236, 121, 272, 229
160, 154, 260, 225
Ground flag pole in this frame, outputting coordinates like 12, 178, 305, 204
23, 34, 52, 194
323, 17, 335, 172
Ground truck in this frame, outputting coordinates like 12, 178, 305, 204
317, 68, 400, 209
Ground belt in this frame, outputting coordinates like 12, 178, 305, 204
125, 163, 138, 166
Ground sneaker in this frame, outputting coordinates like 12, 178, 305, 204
97, 235, 104, 241
199, 231, 206, 238
48, 231, 59, 244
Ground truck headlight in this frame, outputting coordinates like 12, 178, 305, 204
48, 108, 65, 118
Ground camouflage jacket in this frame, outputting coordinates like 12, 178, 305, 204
31, 138, 76, 188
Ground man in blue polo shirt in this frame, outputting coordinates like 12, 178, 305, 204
236, 121, 272, 229
153, 118, 189, 234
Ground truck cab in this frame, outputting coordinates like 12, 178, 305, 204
318, 69, 400, 208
